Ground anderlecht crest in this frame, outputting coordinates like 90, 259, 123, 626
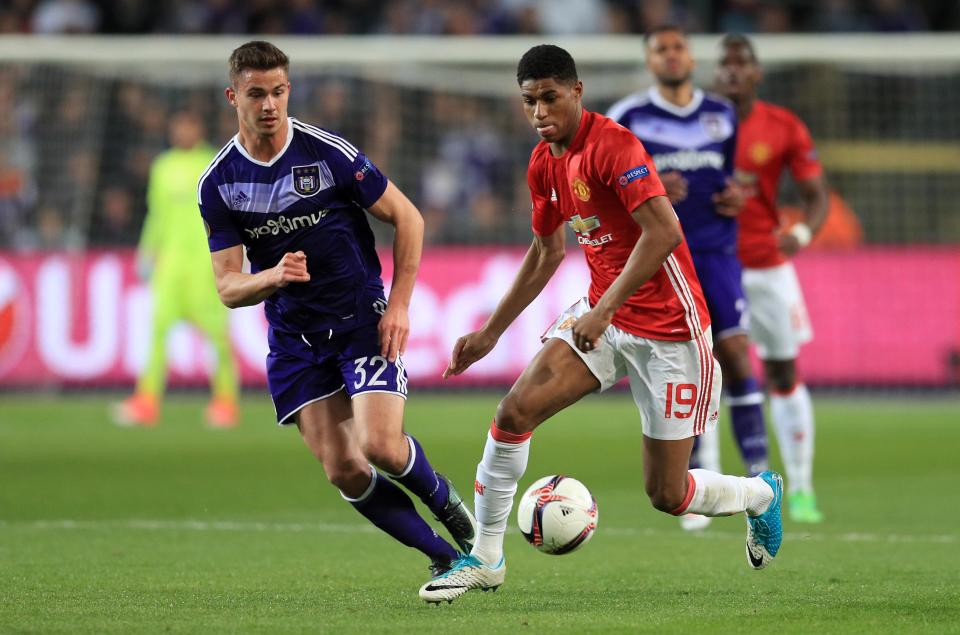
292, 164, 321, 197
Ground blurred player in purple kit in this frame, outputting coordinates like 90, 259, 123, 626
608, 26, 770, 530
198, 41, 476, 578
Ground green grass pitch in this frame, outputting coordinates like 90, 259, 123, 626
1, 392, 958, 634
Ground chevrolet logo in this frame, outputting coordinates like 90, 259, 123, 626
568, 214, 600, 235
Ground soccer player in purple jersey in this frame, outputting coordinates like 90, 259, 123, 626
197, 41, 476, 579
608, 26, 770, 530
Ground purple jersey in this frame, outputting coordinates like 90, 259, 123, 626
607, 88, 738, 254
198, 117, 389, 334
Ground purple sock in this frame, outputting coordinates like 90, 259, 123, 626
688, 434, 703, 470
728, 377, 769, 476
390, 435, 449, 514
346, 470, 457, 563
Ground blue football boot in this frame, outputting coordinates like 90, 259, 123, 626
745, 471, 783, 570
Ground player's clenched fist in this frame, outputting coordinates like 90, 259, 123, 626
271, 251, 310, 287
712, 178, 745, 217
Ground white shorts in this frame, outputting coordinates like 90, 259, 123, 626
543, 298, 721, 441
742, 263, 813, 360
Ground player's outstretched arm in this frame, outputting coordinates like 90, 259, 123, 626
571, 195, 682, 351
444, 227, 565, 378
366, 181, 424, 362
210, 245, 310, 308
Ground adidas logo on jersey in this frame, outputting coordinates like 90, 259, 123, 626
232, 191, 250, 207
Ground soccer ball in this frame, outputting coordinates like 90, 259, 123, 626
517, 475, 598, 555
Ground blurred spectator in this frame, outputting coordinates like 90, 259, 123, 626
0, 71, 37, 248
607, 0, 704, 33
24, 204, 83, 250
246, 0, 286, 34
30, 0, 99, 34
813, 0, 868, 32
757, 3, 791, 33
91, 184, 139, 246
286, 0, 324, 34
419, 94, 510, 243
165, 0, 246, 34
501, 0, 611, 35
0, 0, 36, 33
98, 0, 162, 34
869, 0, 928, 32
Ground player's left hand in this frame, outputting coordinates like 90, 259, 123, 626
571, 309, 610, 353
660, 171, 689, 203
378, 303, 409, 363
778, 231, 801, 256
713, 179, 745, 217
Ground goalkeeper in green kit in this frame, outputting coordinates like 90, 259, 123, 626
113, 111, 240, 428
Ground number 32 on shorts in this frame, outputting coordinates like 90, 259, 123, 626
353, 355, 391, 389
664, 382, 698, 419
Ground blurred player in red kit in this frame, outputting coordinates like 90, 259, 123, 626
717, 33, 829, 522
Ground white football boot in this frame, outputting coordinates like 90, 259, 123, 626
419, 554, 506, 604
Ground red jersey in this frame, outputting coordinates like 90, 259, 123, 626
735, 100, 822, 268
528, 109, 710, 341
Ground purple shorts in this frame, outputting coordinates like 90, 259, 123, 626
690, 251, 749, 340
266, 322, 408, 425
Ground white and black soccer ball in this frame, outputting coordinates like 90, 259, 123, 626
517, 475, 598, 555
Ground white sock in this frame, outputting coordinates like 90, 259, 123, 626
470, 424, 531, 565
770, 384, 815, 495
682, 469, 774, 517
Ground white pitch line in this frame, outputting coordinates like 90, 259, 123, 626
0, 519, 955, 545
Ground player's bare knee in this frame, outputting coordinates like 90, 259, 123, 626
646, 483, 686, 514
362, 437, 407, 475
325, 459, 370, 494
765, 361, 796, 393
495, 395, 538, 434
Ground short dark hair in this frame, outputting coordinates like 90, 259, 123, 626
229, 40, 290, 84
720, 33, 758, 62
644, 24, 686, 46
517, 44, 578, 85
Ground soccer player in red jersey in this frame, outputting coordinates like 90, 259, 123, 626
717, 34, 829, 523
419, 45, 784, 604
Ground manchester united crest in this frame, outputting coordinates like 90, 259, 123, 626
571, 177, 591, 202
292, 164, 321, 197
750, 142, 772, 165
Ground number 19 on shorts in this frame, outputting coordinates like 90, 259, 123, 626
664, 382, 698, 419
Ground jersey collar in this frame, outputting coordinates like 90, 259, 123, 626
647, 86, 704, 118
232, 116, 294, 167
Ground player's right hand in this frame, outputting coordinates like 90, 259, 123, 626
660, 171, 688, 203
271, 251, 311, 287
443, 330, 498, 378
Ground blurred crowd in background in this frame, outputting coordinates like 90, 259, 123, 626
1, 0, 955, 35
0, 0, 958, 251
